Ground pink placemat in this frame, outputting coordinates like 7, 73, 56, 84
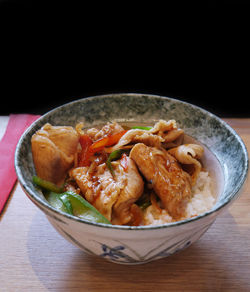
0, 114, 40, 214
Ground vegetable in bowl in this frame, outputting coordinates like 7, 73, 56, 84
31, 119, 215, 226
32, 175, 110, 224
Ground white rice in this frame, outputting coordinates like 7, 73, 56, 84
144, 206, 173, 226
144, 171, 215, 225
186, 171, 215, 218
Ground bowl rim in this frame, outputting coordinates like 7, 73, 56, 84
15, 93, 249, 231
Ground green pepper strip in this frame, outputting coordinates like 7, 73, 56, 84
33, 176, 111, 224
131, 126, 152, 130
59, 191, 111, 224
59, 194, 73, 215
106, 149, 127, 177
46, 191, 111, 224
46, 192, 67, 213
32, 176, 64, 193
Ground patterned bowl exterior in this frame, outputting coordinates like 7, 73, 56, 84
15, 94, 248, 264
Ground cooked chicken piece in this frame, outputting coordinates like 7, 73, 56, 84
31, 123, 79, 185
168, 144, 204, 185
150, 119, 183, 141
70, 156, 144, 224
87, 122, 125, 141
130, 143, 192, 219
150, 119, 184, 148
108, 120, 184, 152
112, 158, 144, 225
150, 119, 177, 133
70, 164, 120, 221
109, 129, 164, 152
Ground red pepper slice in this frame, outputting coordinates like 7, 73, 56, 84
105, 130, 128, 146
78, 134, 93, 166
89, 136, 110, 153
89, 130, 127, 152
78, 130, 127, 167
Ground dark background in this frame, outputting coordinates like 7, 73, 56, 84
0, 1, 247, 117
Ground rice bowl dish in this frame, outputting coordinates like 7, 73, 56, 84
15, 93, 248, 264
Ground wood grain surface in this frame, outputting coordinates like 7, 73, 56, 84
1, 118, 250, 292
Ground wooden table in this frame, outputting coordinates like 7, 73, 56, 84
1, 117, 250, 292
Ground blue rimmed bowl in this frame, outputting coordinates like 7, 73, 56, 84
15, 93, 248, 264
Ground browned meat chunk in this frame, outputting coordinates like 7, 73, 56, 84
130, 143, 192, 219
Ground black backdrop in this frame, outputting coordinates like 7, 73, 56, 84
0, 1, 247, 117
1, 58, 246, 117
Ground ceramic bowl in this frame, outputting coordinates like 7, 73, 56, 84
15, 94, 248, 264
